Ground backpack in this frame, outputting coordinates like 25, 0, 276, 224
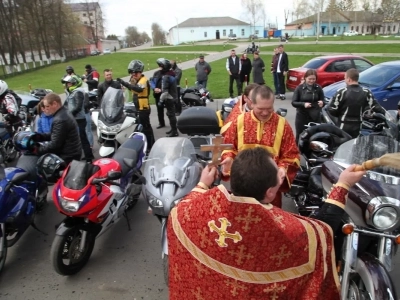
8, 90, 22, 108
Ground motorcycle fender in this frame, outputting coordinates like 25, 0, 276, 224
91, 111, 99, 126
99, 146, 115, 157
161, 218, 168, 257
116, 125, 135, 144
354, 253, 397, 300
55, 218, 102, 237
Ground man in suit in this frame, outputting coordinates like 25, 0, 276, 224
276, 44, 289, 100
226, 49, 242, 98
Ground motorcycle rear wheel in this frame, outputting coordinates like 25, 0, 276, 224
0, 235, 7, 273
163, 254, 169, 286
51, 228, 96, 276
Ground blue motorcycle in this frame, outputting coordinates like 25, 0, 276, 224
0, 132, 52, 273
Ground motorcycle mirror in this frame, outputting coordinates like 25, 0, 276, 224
107, 171, 122, 180
276, 108, 287, 117
309, 141, 329, 152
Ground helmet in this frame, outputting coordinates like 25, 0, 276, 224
156, 58, 171, 72
0, 80, 8, 97
127, 60, 144, 74
37, 153, 66, 183
13, 131, 37, 153
62, 75, 82, 91
309, 132, 334, 151
66, 65, 74, 73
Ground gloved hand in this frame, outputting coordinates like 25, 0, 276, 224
157, 100, 164, 108
116, 78, 123, 83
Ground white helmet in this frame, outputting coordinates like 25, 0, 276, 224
0, 80, 8, 96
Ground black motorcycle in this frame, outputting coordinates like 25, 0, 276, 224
180, 85, 212, 108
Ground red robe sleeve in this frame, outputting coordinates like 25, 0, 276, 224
221, 117, 239, 161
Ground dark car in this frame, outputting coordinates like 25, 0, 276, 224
323, 60, 400, 110
90, 50, 100, 56
286, 55, 374, 91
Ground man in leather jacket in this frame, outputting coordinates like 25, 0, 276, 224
328, 68, 385, 138
97, 69, 121, 106
83, 64, 100, 91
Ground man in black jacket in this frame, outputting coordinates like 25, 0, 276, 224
276, 44, 289, 100
171, 60, 182, 115
83, 64, 100, 91
97, 69, 121, 105
328, 68, 385, 138
226, 49, 242, 98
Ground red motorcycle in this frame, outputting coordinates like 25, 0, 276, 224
50, 133, 146, 275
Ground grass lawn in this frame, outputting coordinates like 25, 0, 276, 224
179, 55, 400, 100
138, 44, 237, 52
260, 43, 400, 53
4, 53, 199, 94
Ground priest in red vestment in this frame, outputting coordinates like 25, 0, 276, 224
168, 147, 366, 300
221, 84, 300, 207
220, 83, 259, 136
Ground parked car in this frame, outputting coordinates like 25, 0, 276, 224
286, 55, 374, 91
343, 30, 359, 36
90, 49, 100, 56
228, 34, 237, 41
103, 48, 111, 54
249, 34, 258, 39
323, 60, 400, 110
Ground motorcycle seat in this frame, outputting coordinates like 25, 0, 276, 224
16, 154, 40, 181
307, 167, 323, 196
113, 138, 143, 176
182, 93, 204, 107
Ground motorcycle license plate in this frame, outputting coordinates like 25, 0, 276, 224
289, 76, 297, 81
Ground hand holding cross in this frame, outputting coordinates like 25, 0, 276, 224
200, 135, 233, 167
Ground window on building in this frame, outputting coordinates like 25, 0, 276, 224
356, 26, 359, 32
343, 26, 346, 32
361, 26, 364, 33
84, 21, 88, 24
367, 26, 370, 32
255, 30, 259, 34
241, 29, 245, 36
230, 29, 233, 34
223, 29, 226, 36
394, 26, 396, 32
387, 25, 390, 32
83, 13, 86, 17
204, 32, 207, 37
351, 26, 354, 30
338, 27, 341, 33
89, 13, 93, 16
90, 21, 94, 24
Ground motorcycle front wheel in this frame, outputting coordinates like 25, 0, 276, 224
50, 228, 96, 276
0, 232, 7, 273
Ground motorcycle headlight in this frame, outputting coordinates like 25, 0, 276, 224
98, 121, 121, 133
59, 192, 85, 213
145, 190, 163, 208
366, 196, 400, 230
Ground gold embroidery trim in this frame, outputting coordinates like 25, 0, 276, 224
171, 200, 317, 284
220, 121, 232, 135
192, 187, 208, 194
308, 219, 328, 278
197, 182, 209, 190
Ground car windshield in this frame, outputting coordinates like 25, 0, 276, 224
303, 58, 328, 69
359, 65, 400, 87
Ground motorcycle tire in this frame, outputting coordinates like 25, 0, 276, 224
50, 228, 96, 276
4, 139, 17, 162
163, 254, 169, 286
126, 171, 143, 211
0, 234, 7, 273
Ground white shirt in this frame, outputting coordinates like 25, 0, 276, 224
226, 56, 242, 72
277, 53, 283, 73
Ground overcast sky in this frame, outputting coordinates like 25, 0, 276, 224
81, 0, 293, 37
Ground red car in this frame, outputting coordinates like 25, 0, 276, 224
286, 55, 374, 91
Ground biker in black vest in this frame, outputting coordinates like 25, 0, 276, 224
226, 49, 242, 98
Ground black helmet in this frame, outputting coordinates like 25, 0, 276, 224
156, 58, 171, 72
13, 131, 37, 153
127, 60, 144, 74
66, 65, 74, 72
37, 153, 66, 183
309, 132, 334, 151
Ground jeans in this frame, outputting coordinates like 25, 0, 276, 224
76, 118, 94, 160
272, 72, 280, 95
85, 112, 93, 147
197, 80, 207, 89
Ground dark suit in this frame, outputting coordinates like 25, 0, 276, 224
277, 51, 289, 96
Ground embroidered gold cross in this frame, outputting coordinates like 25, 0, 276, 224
263, 283, 287, 300
192, 287, 204, 300
235, 206, 262, 232
182, 205, 191, 224
200, 135, 233, 166
228, 244, 254, 265
197, 227, 213, 248
194, 261, 210, 278
208, 217, 242, 247
225, 279, 247, 296
270, 244, 292, 267
210, 194, 222, 215
271, 211, 286, 229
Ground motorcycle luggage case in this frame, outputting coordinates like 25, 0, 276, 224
177, 107, 220, 135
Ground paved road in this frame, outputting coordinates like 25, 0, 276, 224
1, 94, 399, 299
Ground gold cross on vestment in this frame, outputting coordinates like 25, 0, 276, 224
200, 135, 233, 166
192, 287, 205, 300
224, 279, 247, 296
235, 206, 262, 232
208, 217, 242, 247
270, 244, 292, 267
228, 244, 254, 265
263, 283, 287, 300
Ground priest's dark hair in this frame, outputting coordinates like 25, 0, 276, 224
230, 147, 278, 201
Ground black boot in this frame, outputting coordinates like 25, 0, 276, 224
166, 129, 172, 134
166, 130, 179, 137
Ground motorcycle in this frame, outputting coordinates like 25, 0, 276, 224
0, 132, 48, 273
50, 132, 147, 275
321, 134, 399, 299
144, 106, 221, 284
91, 87, 140, 157
180, 84, 213, 108
287, 123, 352, 216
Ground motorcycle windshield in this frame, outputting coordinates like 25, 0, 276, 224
334, 135, 400, 177
144, 137, 197, 176
100, 87, 124, 123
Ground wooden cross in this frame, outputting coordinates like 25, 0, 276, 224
200, 135, 233, 167
208, 217, 242, 247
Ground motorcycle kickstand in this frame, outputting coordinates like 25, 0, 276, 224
123, 210, 131, 231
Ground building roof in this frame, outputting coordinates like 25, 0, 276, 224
172, 17, 250, 29
68, 2, 100, 12
286, 11, 383, 25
